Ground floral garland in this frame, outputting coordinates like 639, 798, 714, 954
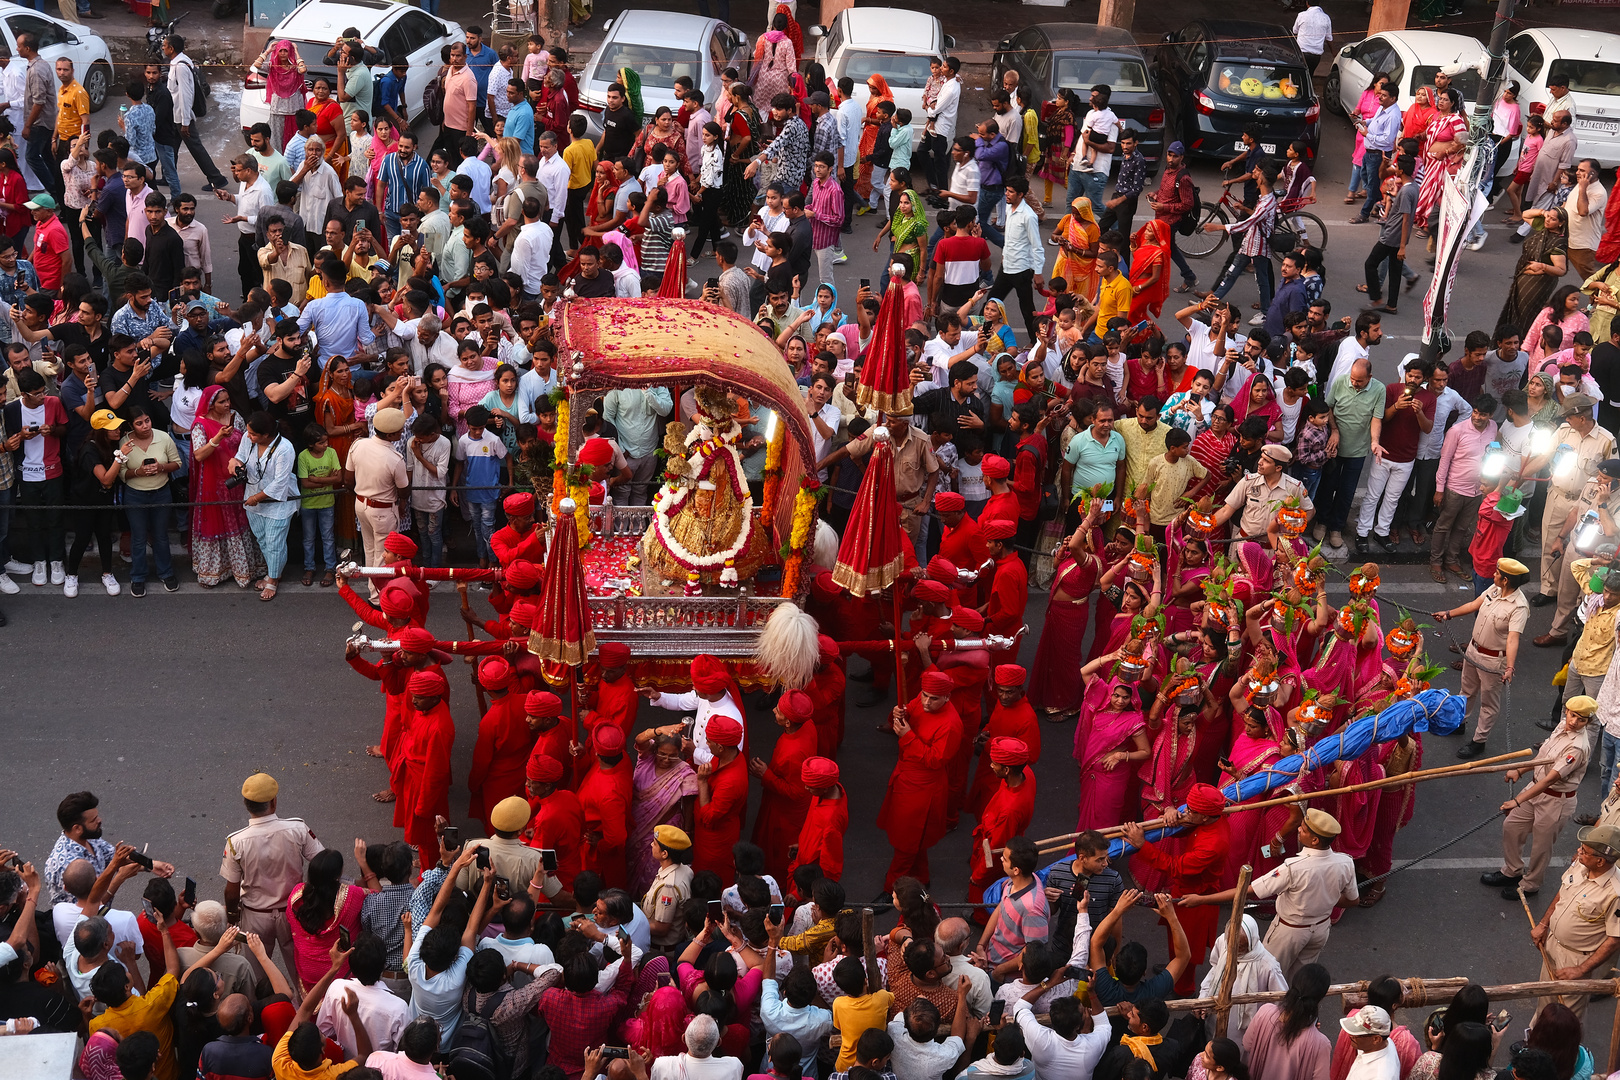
551, 395, 571, 521
779, 478, 820, 597
651, 416, 754, 587
760, 419, 786, 534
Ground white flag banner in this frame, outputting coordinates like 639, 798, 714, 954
1421, 144, 1491, 347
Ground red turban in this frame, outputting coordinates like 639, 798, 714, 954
1186, 783, 1227, 815
801, 757, 840, 788
379, 585, 415, 617
920, 670, 953, 695
812, 570, 841, 600
994, 664, 1026, 686
396, 627, 437, 652
503, 492, 536, 517
913, 579, 953, 604
508, 600, 538, 630
926, 556, 960, 583
579, 437, 614, 467
526, 751, 564, 782
407, 670, 448, 696
525, 691, 562, 717
478, 658, 513, 690
981, 518, 1016, 541
707, 716, 744, 747
691, 655, 730, 695
817, 635, 840, 663
988, 737, 1030, 767
934, 491, 966, 512
599, 642, 632, 667
952, 606, 984, 632
593, 723, 625, 753
981, 455, 1010, 480
383, 532, 418, 558
778, 690, 814, 723
505, 560, 541, 589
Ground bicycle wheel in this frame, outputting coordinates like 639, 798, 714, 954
1293, 212, 1328, 253
1179, 202, 1229, 259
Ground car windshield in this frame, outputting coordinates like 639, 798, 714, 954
843, 51, 934, 90
593, 41, 704, 90
1411, 65, 1481, 102
1056, 57, 1149, 93
1211, 61, 1308, 103
290, 40, 343, 76
1551, 58, 1620, 98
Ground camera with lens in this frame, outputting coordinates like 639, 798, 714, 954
224, 472, 248, 490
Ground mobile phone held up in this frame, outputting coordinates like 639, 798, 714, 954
540, 848, 558, 873
769, 903, 784, 924
707, 899, 724, 923
337, 926, 351, 951
475, 845, 491, 871
183, 877, 196, 907
601, 1047, 631, 1061
988, 1000, 1005, 1025
440, 825, 460, 850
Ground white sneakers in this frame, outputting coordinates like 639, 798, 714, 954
49, 562, 64, 586
0, 573, 15, 595
102, 574, 120, 596
64, 574, 78, 598
31, 561, 45, 585
4, 560, 30, 575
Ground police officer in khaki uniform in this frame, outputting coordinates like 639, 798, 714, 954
1440, 557, 1531, 759
220, 773, 323, 962
1483, 696, 1597, 900
1213, 444, 1314, 539
453, 796, 543, 894
1536, 459, 1620, 648
1523, 395, 1617, 606
1530, 823, 1620, 1020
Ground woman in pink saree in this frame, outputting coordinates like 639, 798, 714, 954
1357, 732, 1421, 906
190, 386, 266, 588
1089, 552, 1162, 662
1073, 679, 1151, 832
629, 733, 698, 896
363, 119, 400, 207
1134, 689, 1206, 893
1166, 536, 1211, 636
1219, 707, 1292, 886
1231, 373, 1284, 441
1029, 520, 1104, 719
256, 39, 307, 149
1321, 752, 1383, 864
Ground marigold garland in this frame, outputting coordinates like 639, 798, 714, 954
760, 419, 786, 536
779, 479, 819, 597
551, 396, 571, 521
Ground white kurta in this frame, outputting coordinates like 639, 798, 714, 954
649, 690, 746, 766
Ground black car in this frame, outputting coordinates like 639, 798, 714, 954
1155, 20, 1321, 162
991, 24, 1167, 173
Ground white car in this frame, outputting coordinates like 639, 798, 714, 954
0, 2, 113, 112
1505, 27, 1620, 169
576, 10, 750, 142
240, 0, 464, 136
810, 7, 953, 141
1325, 30, 1486, 117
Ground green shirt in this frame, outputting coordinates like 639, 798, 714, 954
296, 446, 341, 509
1326, 375, 1386, 459
342, 64, 373, 125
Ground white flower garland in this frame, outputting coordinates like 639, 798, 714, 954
650, 413, 755, 584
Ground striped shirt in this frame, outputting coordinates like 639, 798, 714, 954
360, 882, 415, 968
1225, 192, 1277, 258
985, 880, 1048, 966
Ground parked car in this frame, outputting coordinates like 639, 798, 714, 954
0, 2, 113, 112
1325, 30, 1485, 116
1504, 27, 1620, 169
990, 23, 1166, 174
809, 7, 952, 141
1155, 19, 1321, 162
240, 0, 463, 137
577, 11, 749, 141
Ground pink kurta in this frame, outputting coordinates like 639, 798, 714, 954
1244, 1002, 1333, 1080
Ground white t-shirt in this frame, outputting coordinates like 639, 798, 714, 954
1292, 6, 1333, 54
1566, 181, 1609, 250
476, 935, 556, 969
888, 1016, 966, 1080
1104, 352, 1126, 397
1345, 1041, 1402, 1080
744, 207, 787, 273
53, 907, 145, 958
1185, 321, 1232, 373
1077, 107, 1120, 175
1278, 390, 1306, 443
650, 1054, 744, 1080
1328, 336, 1370, 394
20, 400, 46, 481
810, 400, 841, 478
948, 159, 980, 210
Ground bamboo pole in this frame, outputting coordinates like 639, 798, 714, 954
1213, 866, 1252, 1040
1025, 749, 1542, 855
1518, 886, 1564, 1006
1099, 976, 1620, 1017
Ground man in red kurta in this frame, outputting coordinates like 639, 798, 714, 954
968, 737, 1037, 905
524, 690, 574, 768
1120, 782, 1233, 995
898, 578, 958, 704
878, 670, 963, 891
694, 715, 750, 883
490, 492, 547, 566
935, 492, 989, 607
466, 658, 537, 834
343, 579, 422, 633
933, 607, 990, 830
980, 519, 1030, 670
789, 756, 849, 881
803, 635, 848, 758
588, 642, 640, 745
979, 455, 1020, 526
400, 669, 455, 872
1011, 409, 1048, 556
575, 723, 632, 889
967, 664, 1041, 817
524, 752, 585, 889
749, 691, 819, 882
346, 626, 449, 803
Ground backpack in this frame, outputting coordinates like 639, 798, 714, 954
179, 59, 209, 118
424, 70, 446, 127
1174, 169, 1200, 236
444, 988, 511, 1080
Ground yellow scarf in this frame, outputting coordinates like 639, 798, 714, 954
1120, 1034, 1163, 1070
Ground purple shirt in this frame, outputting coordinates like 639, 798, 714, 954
808, 175, 845, 251
1436, 416, 1500, 497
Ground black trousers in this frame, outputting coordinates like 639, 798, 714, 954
238, 232, 263, 298
434, 124, 470, 162
1364, 240, 1402, 305
689, 188, 723, 258
925, 133, 951, 190
565, 185, 590, 250
67, 506, 115, 577
989, 268, 1039, 344
839, 165, 856, 236
1100, 193, 1138, 238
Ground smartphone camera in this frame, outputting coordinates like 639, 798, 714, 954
475, 846, 491, 871
540, 848, 558, 873
128, 851, 154, 872
601, 1047, 631, 1061
769, 903, 784, 923
440, 826, 460, 850
337, 926, 351, 951
707, 900, 724, 922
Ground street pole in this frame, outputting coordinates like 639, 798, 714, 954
1418, 0, 1517, 366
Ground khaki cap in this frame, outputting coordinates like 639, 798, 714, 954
490, 796, 531, 832
241, 773, 279, 801
1578, 824, 1620, 859
1496, 558, 1530, 576
1566, 695, 1599, 717
1304, 808, 1341, 838
373, 408, 406, 434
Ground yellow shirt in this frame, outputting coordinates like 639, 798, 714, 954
89, 974, 180, 1080
564, 137, 597, 190
56, 82, 89, 141
1115, 417, 1170, 496
1143, 451, 1208, 525
1096, 272, 1131, 329
271, 1030, 361, 1079
832, 990, 895, 1071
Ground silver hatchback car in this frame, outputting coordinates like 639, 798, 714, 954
577, 10, 750, 141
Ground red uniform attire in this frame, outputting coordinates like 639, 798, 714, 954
1132, 805, 1232, 995
789, 785, 850, 881
981, 489, 1020, 526
576, 756, 632, 889
877, 681, 963, 891
968, 770, 1037, 904
399, 694, 455, 871
466, 691, 536, 833
937, 642, 990, 830
939, 517, 990, 607
966, 696, 1040, 817
490, 522, 546, 567
526, 788, 586, 890
804, 640, 848, 758
749, 695, 820, 882
1012, 435, 1047, 525
694, 753, 750, 882
590, 673, 641, 745
984, 552, 1030, 669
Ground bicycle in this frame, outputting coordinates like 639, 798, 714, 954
1179, 183, 1328, 258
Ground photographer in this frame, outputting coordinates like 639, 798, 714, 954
231, 411, 298, 601
253, 319, 314, 438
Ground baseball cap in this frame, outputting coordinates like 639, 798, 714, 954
23, 193, 56, 211
1340, 1006, 1392, 1037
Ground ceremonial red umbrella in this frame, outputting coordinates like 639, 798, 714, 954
530, 496, 598, 729
831, 426, 909, 695
855, 274, 912, 415
658, 230, 690, 298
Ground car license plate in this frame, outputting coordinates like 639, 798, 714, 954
1579, 118, 1620, 136
1234, 140, 1278, 154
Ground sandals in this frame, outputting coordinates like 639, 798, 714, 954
1174, 280, 1197, 294
260, 582, 278, 601
1358, 882, 1387, 908
1343, 193, 1358, 204
302, 571, 315, 587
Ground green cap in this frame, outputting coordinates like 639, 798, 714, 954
23, 193, 56, 211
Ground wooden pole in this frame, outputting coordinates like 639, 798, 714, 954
457, 582, 490, 716
862, 907, 881, 994
1518, 886, 1564, 1006
892, 583, 908, 704
1213, 865, 1253, 1040
1100, 976, 1620, 1018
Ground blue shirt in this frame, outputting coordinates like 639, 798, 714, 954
378, 70, 407, 118
1364, 102, 1401, 154
406, 928, 474, 1050
297, 292, 376, 363
517, 366, 556, 417
1264, 275, 1310, 338
466, 44, 499, 98
760, 979, 833, 1077
974, 134, 1010, 188
284, 132, 307, 175
457, 430, 506, 502
111, 299, 179, 341
504, 101, 535, 155
379, 150, 432, 217
123, 103, 156, 164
